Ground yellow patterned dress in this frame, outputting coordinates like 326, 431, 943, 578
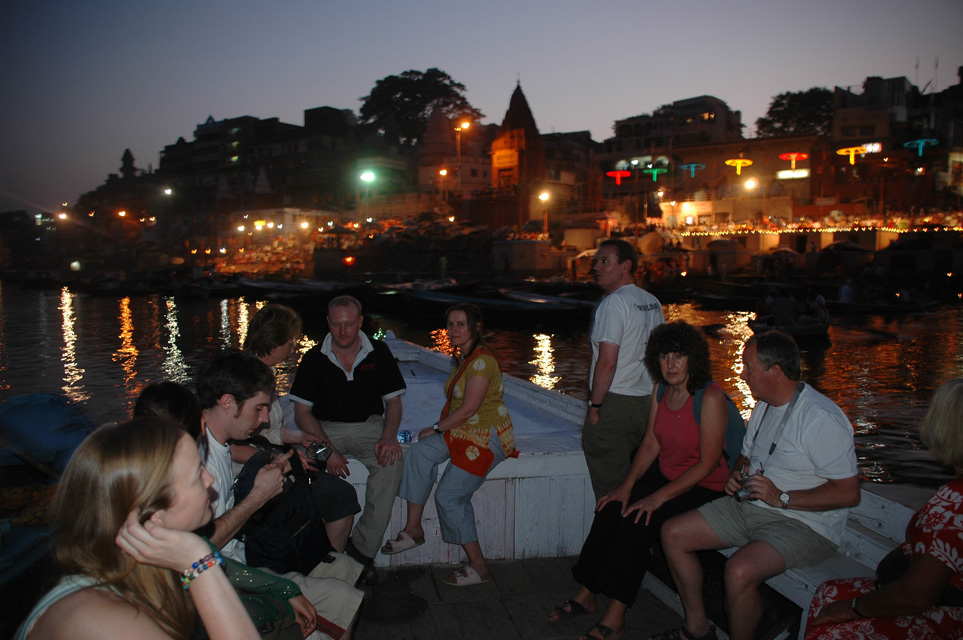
442, 348, 518, 476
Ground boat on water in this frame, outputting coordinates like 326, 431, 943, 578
498, 287, 598, 311
825, 298, 939, 315
748, 318, 831, 339
0, 394, 96, 588
402, 287, 584, 318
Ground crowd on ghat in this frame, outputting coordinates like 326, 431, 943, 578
13, 239, 963, 640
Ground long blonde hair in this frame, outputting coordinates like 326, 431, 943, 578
51, 418, 195, 638
920, 378, 963, 470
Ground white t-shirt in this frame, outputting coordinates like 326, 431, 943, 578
589, 284, 664, 396
201, 428, 246, 563
741, 384, 858, 543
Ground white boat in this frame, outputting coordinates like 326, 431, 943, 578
278, 333, 929, 638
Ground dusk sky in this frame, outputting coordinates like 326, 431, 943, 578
1, 0, 961, 215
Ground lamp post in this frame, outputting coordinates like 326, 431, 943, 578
455, 120, 470, 195
360, 171, 374, 222
631, 159, 641, 236
539, 191, 550, 235
438, 168, 449, 203
745, 178, 766, 221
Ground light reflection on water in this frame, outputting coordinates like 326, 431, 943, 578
0, 286, 960, 487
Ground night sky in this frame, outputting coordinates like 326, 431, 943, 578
1, 0, 961, 214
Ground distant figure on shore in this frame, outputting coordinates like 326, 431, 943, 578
654, 331, 859, 640
840, 279, 856, 303
805, 378, 963, 639
548, 321, 730, 640
584, 239, 664, 500
382, 303, 518, 587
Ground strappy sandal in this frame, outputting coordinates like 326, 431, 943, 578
547, 599, 592, 624
578, 623, 624, 640
648, 625, 717, 640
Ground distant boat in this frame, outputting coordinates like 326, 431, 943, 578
748, 318, 830, 339
403, 288, 582, 318
825, 299, 938, 315
499, 288, 598, 310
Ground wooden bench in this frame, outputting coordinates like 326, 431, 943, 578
643, 487, 917, 640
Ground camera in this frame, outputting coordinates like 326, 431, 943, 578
307, 441, 331, 463
733, 485, 751, 502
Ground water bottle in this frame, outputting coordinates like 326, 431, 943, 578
397, 430, 413, 443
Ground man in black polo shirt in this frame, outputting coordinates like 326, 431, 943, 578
290, 295, 405, 583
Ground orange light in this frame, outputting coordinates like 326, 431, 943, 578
342, 255, 356, 266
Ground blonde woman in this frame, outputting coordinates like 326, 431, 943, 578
15, 418, 259, 640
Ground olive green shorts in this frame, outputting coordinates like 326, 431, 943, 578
697, 496, 836, 570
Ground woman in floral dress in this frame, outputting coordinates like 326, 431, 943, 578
805, 378, 963, 640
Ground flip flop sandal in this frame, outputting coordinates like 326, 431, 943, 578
441, 565, 492, 587
548, 599, 592, 624
380, 531, 426, 555
579, 623, 624, 640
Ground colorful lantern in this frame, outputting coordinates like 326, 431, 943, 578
903, 138, 937, 157
725, 158, 753, 175
680, 163, 705, 178
778, 152, 809, 170
605, 170, 631, 185
642, 167, 667, 182
836, 146, 868, 165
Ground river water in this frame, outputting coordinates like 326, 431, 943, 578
1, 282, 960, 487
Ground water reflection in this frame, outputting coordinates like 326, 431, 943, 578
1, 289, 960, 487
429, 328, 451, 355
530, 333, 560, 389
59, 287, 87, 402
162, 297, 189, 382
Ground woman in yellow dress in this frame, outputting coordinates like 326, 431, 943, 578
382, 303, 518, 586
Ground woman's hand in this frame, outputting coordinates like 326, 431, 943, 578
288, 594, 317, 637
115, 510, 209, 573
417, 427, 437, 440
623, 492, 667, 525
812, 599, 860, 626
595, 483, 631, 512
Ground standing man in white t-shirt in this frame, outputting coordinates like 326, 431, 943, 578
584, 239, 664, 499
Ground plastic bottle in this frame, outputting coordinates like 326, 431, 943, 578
396, 430, 413, 443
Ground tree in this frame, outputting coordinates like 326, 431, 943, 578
358, 68, 484, 147
755, 87, 833, 137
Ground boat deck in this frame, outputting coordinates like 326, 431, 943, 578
354, 556, 684, 640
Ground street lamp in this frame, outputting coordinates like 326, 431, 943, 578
438, 168, 450, 202
455, 120, 470, 195
360, 171, 374, 221
539, 191, 550, 235
745, 178, 766, 221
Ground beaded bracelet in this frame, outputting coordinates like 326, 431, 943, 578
180, 551, 222, 590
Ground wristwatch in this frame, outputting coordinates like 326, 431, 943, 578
779, 491, 791, 509
587, 400, 603, 409
432, 423, 441, 434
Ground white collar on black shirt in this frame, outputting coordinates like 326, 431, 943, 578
320, 331, 374, 380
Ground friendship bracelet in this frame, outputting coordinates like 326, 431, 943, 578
180, 551, 222, 590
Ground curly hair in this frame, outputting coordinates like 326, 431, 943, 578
644, 321, 712, 394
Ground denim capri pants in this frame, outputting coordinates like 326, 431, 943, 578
398, 428, 507, 545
